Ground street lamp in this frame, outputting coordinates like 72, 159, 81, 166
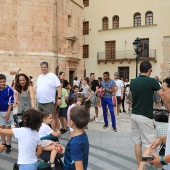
133, 38, 142, 77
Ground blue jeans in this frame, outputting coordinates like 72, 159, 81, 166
19, 162, 38, 170
101, 97, 116, 127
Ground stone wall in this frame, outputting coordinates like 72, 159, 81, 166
0, 0, 84, 85
161, 36, 170, 79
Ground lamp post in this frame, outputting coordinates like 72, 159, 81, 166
133, 38, 142, 77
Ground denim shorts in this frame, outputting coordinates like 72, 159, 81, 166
19, 162, 38, 170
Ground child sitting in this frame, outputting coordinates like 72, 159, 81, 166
64, 106, 90, 170
39, 112, 64, 170
0, 109, 43, 170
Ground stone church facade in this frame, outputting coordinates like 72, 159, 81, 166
0, 0, 84, 85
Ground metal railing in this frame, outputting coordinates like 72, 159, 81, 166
97, 49, 156, 61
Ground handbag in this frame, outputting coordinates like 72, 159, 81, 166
97, 87, 105, 98
37, 160, 51, 170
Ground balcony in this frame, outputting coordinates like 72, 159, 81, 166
97, 49, 157, 64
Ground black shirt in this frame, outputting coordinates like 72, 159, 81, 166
91, 80, 99, 92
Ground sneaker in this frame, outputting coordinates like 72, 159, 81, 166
123, 110, 126, 113
113, 127, 117, 132
95, 118, 99, 123
6, 145, 12, 154
109, 122, 112, 125
103, 124, 108, 129
100, 120, 104, 123
117, 116, 119, 119
61, 129, 68, 135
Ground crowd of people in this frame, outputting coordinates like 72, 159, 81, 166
0, 60, 170, 170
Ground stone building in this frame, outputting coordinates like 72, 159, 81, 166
0, 0, 84, 86
83, 0, 170, 80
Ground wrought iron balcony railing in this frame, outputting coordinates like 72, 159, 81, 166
97, 49, 156, 64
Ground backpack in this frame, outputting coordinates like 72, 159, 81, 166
97, 87, 105, 98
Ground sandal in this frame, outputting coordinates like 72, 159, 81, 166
47, 161, 56, 170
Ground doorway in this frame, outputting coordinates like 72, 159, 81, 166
69, 70, 75, 87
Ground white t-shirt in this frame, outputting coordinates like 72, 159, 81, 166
36, 72, 61, 103
73, 80, 80, 86
114, 79, 124, 96
39, 123, 53, 138
12, 127, 41, 164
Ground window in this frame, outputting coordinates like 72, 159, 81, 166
113, 15, 119, 28
83, 0, 89, 7
105, 41, 115, 59
134, 13, 141, 26
118, 67, 129, 80
68, 15, 71, 27
145, 11, 153, 25
83, 21, 89, 35
103, 17, 109, 30
139, 38, 149, 57
83, 45, 89, 58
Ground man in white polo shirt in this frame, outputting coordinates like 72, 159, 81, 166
114, 72, 124, 119
36, 61, 62, 130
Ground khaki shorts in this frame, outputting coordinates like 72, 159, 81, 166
38, 102, 55, 117
131, 114, 157, 147
0, 111, 13, 127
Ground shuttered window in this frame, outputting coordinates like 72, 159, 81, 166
83, 21, 89, 35
113, 15, 119, 28
83, 0, 89, 7
83, 45, 89, 58
105, 41, 115, 59
103, 17, 109, 30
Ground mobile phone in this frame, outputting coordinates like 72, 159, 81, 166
142, 156, 154, 162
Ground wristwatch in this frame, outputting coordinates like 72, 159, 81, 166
160, 156, 167, 165
58, 97, 61, 100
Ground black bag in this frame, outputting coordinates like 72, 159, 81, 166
154, 110, 169, 123
13, 163, 19, 170
37, 160, 52, 170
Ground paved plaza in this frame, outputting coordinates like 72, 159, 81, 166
0, 107, 158, 170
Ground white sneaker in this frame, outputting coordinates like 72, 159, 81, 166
109, 122, 112, 125
117, 116, 119, 119
95, 118, 99, 123
100, 120, 104, 123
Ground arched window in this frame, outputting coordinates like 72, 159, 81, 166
103, 17, 109, 30
113, 15, 119, 28
134, 13, 141, 26
145, 11, 153, 25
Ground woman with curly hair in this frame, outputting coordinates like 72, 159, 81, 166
0, 109, 43, 170
15, 73, 35, 113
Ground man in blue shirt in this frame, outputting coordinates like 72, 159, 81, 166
0, 74, 14, 153
101, 71, 117, 132
64, 106, 89, 170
